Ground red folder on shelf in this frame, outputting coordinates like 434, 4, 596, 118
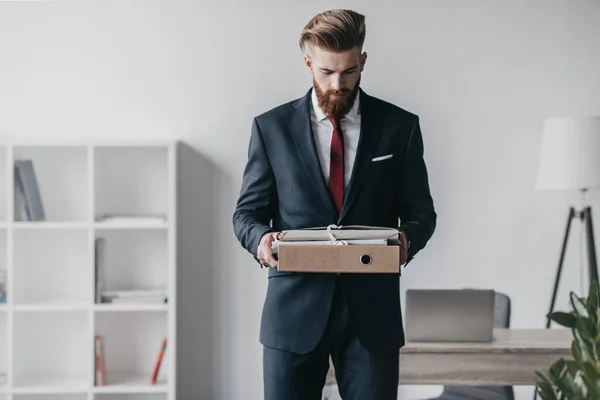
151, 337, 168, 384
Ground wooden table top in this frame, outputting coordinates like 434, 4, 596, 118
401, 328, 573, 354
325, 329, 574, 386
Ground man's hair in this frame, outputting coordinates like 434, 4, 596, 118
299, 9, 366, 54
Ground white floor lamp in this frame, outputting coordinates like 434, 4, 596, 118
536, 116, 600, 330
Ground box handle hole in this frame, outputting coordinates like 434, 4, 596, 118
360, 254, 372, 265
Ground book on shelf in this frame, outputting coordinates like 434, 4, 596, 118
151, 337, 167, 384
94, 238, 106, 304
100, 289, 168, 304
95, 213, 167, 224
94, 335, 106, 386
14, 159, 45, 221
0, 269, 6, 303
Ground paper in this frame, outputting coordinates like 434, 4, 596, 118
271, 238, 389, 255
277, 224, 398, 242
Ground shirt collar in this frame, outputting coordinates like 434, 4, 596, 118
311, 86, 360, 123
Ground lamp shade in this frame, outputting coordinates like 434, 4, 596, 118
536, 116, 600, 191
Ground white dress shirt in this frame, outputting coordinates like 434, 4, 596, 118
310, 87, 361, 188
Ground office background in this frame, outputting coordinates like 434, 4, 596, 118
0, 1, 599, 399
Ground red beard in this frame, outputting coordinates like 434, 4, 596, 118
313, 76, 360, 121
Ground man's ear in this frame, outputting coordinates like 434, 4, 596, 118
359, 51, 367, 72
304, 54, 314, 74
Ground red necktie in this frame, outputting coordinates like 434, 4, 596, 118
328, 117, 344, 214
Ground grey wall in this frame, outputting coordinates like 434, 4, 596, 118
1, 1, 599, 399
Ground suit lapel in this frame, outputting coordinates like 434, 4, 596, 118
288, 89, 338, 218
339, 89, 383, 222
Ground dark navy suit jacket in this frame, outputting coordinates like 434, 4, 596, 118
233, 87, 436, 355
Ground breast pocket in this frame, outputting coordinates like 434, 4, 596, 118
371, 153, 394, 163
370, 153, 396, 175
366, 152, 397, 207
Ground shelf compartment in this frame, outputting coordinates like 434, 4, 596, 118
13, 145, 89, 222
94, 146, 169, 223
13, 229, 90, 305
13, 311, 90, 390
94, 229, 167, 305
94, 311, 168, 389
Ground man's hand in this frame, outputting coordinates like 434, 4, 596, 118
399, 230, 408, 265
258, 232, 280, 268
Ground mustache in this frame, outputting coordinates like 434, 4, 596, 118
326, 88, 351, 95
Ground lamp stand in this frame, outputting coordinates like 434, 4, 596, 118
546, 206, 598, 330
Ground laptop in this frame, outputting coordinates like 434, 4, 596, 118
404, 289, 496, 343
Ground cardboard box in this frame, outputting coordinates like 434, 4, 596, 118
277, 244, 400, 273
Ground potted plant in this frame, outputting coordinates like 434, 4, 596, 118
536, 280, 600, 399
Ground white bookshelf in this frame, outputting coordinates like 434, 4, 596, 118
0, 140, 177, 400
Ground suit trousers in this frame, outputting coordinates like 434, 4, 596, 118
263, 277, 399, 400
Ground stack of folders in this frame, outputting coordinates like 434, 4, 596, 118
271, 225, 399, 254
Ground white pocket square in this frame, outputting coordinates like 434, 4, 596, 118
371, 154, 393, 162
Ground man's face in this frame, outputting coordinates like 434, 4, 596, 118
305, 45, 367, 121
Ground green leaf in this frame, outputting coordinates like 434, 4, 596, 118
536, 379, 558, 400
576, 365, 594, 393
571, 291, 589, 318
581, 362, 598, 377
550, 359, 568, 378
595, 380, 600, 396
576, 317, 597, 341
556, 375, 578, 394
537, 370, 554, 385
574, 329, 595, 362
573, 339, 583, 364
549, 312, 578, 329
566, 360, 579, 377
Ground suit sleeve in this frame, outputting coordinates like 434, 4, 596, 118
398, 116, 437, 264
233, 117, 278, 266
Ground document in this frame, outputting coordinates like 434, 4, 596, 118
272, 238, 389, 255
277, 224, 399, 242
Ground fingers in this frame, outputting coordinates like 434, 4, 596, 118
263, 246, 278, 268
258, 232, 279, 268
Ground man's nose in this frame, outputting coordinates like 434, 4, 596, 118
331, 76, 344, 91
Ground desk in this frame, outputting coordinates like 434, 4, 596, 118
326, 329, 572, 386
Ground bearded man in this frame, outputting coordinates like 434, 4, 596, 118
233, 8, 437, 400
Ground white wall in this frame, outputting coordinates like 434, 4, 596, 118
1, 1, 599, 399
